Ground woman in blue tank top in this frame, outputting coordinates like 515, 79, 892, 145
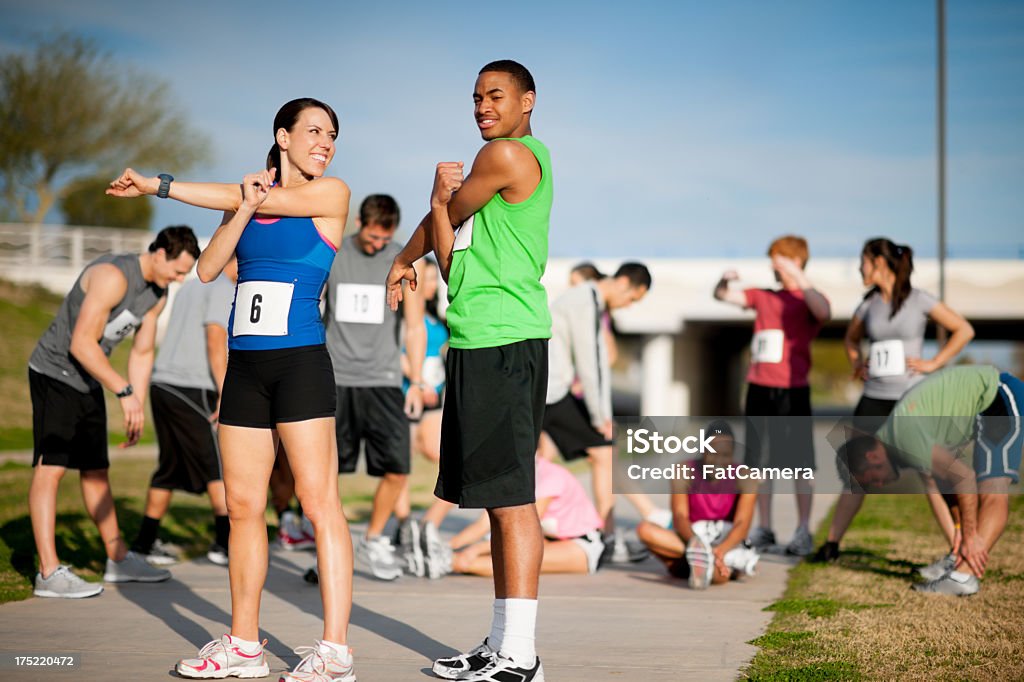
109, 99, 357, 681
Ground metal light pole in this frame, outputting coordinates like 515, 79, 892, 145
937, 0, 948, 343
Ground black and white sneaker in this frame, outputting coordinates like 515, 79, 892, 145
463, 652, 544, 681
432, 639, 495, 679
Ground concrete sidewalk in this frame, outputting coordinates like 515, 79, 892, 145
0, 487, 834, 682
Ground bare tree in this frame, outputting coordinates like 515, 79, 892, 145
0, 33, 209, 224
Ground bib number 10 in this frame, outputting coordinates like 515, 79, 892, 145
233, 281, 293, 336
335, 284, 385, 325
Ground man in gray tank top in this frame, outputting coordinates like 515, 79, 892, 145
129, 260, 237, 568
27, 226, 199, 598
324, 195, 427, 580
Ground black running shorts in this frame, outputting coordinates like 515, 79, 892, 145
743, 383, 816, 470
150, 383, 221, 493
29, 369, 109, 470
542, 392, 612, 461
435, 339, 548, 509
219, 345, 336, 428
336, 386, 411, 476
852, 395, 897, 434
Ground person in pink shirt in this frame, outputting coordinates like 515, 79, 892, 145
636, 421, 760, 589
714, 235, 831, 556
450, 456, 605, 576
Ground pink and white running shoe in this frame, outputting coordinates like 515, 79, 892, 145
279, 641, 355, 682
176, 634, 270, 679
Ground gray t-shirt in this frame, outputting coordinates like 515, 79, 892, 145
853, 288, 939, 400
151, 275, 235, 391
323, 235, 403, 387
546, 281, 611, 427
29, 253, 166, 393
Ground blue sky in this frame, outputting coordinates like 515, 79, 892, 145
2, 0, 1022, 258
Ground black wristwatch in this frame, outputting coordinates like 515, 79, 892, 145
157, 173, 174, 199
116, 384, 134, 398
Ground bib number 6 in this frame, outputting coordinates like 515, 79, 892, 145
233, 281, 293, 336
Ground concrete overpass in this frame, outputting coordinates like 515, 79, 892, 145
3, 224, 1022, 416
542, 258, 1024, 416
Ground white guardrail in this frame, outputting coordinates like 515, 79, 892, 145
0, 223, 153, 272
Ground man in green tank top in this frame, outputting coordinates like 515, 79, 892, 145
387, 60, 550, 682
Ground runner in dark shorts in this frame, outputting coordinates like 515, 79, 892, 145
130, 260, 237, 567
388, 59, 551, 682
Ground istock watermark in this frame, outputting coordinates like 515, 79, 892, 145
611, 415, 1024, 496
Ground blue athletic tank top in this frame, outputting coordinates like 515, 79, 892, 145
403, 312, 450, 396
228, 214, 337, 351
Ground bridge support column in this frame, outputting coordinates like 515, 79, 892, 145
641, 333, 689, 416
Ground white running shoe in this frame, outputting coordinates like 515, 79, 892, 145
33, 565, 103, 599
356, 535, 402, 581
176, 634, 270, 679
422, 521, 452, 579
207, 543, 229, 566
432, 640, 496, 680
747, 527, 776, 550
785, 527, 814, 557
685, 534, 714, 590
301, 514, 316, 542
279, 641, 355, 682
913, 572, 980, 596
915, 552, 956, 582
278, 511, 315, 551
396, 517, 425, 577
139, 538, 180, 566
724, 542, 761, 577
463, 652, 544, 682
103, 551, 171, 583
603, 528, 650, 564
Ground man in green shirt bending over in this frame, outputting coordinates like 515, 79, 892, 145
839, 366, 1023, 596
387, 59, 550, 682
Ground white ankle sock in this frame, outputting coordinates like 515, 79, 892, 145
949, 570, 972, 582
488, 599, 506, 651
318, 639, 350, 660
229, 635, 261, 653
500, 598, 537, 666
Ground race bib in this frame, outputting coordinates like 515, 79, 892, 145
334, 283, 385, 324
751, 329, 784, 364
103, 309, 142, 342
232, 281, 293, 336
453, 214, 474, 252
868, 339, 906, 378
422, 356, 446, 388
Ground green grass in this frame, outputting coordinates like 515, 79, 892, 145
743, 495, 1024, 681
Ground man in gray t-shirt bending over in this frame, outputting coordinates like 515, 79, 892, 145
28, 226, 198, 598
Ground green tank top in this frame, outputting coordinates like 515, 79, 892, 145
445, 135, 553, 349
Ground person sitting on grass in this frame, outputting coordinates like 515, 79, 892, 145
837, 365, 1023, 596
448, 455, 605, 577
635, 420, 760, 590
